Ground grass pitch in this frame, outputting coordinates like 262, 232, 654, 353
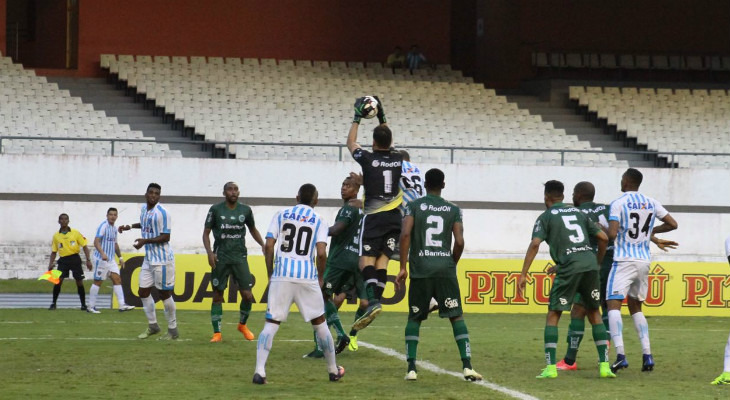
1, 306, 729, 400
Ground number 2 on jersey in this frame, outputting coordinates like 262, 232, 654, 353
425, 215, 444, 247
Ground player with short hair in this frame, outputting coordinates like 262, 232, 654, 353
555, 182, 677, 371
518, 180, 615, 379
711, 235, 730, 385
87, 208, 135, 313
607, 168, 678, 373
304, 176, 368, 357
347, 96, 403, 331
204, 181, 265, 343
47, 213, 93, 311
396, 168, 482, 382
254, 183, 345, 384
118, 183, 179, 340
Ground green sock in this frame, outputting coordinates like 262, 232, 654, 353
239, 300, 251, 325
350, 307, 366, 336
563, 318, 585, 363
405, 319, 420, 371
211, 303, 223, 333
451, 319, 473, 369
544, 325, 558, 365
592, 323, 609, 363
325, 300, 346, 338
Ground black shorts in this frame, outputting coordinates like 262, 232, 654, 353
57, 254, 85, 280
359, 209, 401, 258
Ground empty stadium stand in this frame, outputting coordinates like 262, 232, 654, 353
100, 54, 628, 167
0, 54, 181, 157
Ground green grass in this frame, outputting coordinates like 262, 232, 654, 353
1, 307, 729, 400
0, 278, 112, 294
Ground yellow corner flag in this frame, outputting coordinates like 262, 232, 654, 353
38, 270, 62, 285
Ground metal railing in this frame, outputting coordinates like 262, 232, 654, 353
1, 135, 729, 167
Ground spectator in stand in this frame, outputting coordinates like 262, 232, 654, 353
386, 46, 406, 73
406, 45, 427, 74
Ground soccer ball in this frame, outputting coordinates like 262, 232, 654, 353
356, 96, 379, 119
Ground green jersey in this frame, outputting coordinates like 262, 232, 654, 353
532, 202, 601, 274
405, 194, 462, 278
204, 201, 256, 263
579, 201, 614, 253
327, 204, 362, 272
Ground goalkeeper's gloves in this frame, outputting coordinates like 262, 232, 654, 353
353, 97, 366, 124
373, 95, 387, 124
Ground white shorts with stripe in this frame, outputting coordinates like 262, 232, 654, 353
265, 280, 324, 323
92, 258, 120, 281
139, 259, 175, 291
606, 260, 650, 302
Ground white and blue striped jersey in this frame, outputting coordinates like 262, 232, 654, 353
93, 220, 117, 260
609, 191, 668, 261
400, 160, 424, 211
140, 203, 174, 264
266, 204, 328, 282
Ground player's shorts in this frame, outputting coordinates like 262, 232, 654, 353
57, 254, 85, 280
549, 269, 601, 311
573, 251, 614, 307
265, 280, 324, 322
323, 267, 366, 299
359, 208, 401, 258
606, 260, 650, 302
92, 257, 120, 281
210, 257, 252, 292
139, 259, 175, 291
408, 276, 463, 321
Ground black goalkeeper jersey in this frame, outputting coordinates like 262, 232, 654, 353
352, 148, 403, 214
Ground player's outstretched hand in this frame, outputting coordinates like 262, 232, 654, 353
655, 238, 679, 252
372, 95, 386, 124
353, 97, 366, 124
118, 224, 131, 234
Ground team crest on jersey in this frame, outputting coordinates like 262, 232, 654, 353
238, 215, 246, 223
372, 160, 380, 167
420, 203, 428, 211
551, 209, 559, 215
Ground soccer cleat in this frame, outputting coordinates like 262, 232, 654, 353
80, 305, 89, 312
48, 303, 56, 310
463, 368, 483, 381
404, 370, 418, 381
157, 328, 179, 341
238, 323, 255, 341
556, 359, 577, 371
610, 354, 629, 373
87, 307, 101, 314
303, 349, 324, 358
536, 365, 558, 379
348, 335, 359, 351
335, 335, 350, 354
642, 354, 654, 372
252, 373, 267, 385
210, 332, 222, 343
352, 302, 382, 331
599, 362, 617, 378
138, 325, 161, 339
119, 304, 135, 312
711, 372, 730, 385
329, 366, 346, 382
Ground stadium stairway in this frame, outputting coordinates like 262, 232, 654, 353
506, 94, 659, 168
46, 77, 213, 158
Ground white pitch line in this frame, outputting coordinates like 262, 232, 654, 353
358, 341, 540, 400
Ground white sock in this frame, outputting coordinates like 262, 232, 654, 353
608, 309, 625, 355
162, 296, 177, 329
314, 321, 338, 375
724, 331, 730, 373
631, 312, 651, 355
113, 284, 126, 307
140, 295, 157, 324
255, 322, 280, 377
89, 284, 100, 309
